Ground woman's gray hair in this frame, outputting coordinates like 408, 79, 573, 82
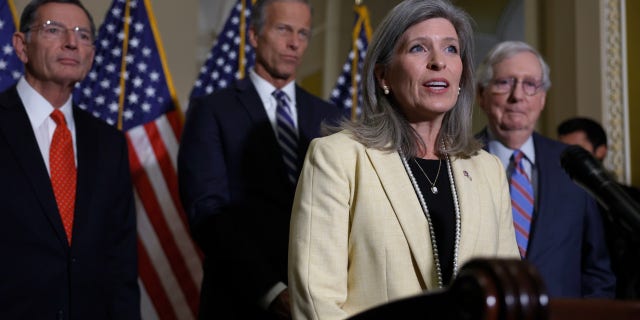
476, 40, 551, 93
336, 0, 481, 158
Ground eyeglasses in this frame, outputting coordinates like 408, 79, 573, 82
489, 77, 544, 96
29, 20, 94, 46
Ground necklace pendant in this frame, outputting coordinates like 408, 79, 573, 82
431, 186, 438, 194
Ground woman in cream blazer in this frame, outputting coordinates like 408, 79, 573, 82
288, 1, 518, 319
288, 131, 518, 319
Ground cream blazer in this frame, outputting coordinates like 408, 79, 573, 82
288, 131, 519, 320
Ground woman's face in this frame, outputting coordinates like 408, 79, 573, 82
378, 18, 462, 123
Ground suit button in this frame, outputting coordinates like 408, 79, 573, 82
57, 309, 64, 320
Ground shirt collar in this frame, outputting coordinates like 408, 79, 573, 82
486, 129, 535, 168
17, 77, 74, 129
249, 68, 296, 105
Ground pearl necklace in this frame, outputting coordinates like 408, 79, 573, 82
400, 152, 461, 288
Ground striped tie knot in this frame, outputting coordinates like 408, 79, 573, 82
513, 149, 524, 163
512, 149, 527, 176
510, 149, 533, 258
272, 90, 299, 185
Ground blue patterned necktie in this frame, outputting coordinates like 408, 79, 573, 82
273, 90, 299, 185
510, 150, 534, 258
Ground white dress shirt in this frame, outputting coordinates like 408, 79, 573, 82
249, 68, 298, 132
17, 77, 77, 175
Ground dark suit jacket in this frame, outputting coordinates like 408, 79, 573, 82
0, 86, 140, 319
178, 78, 342, 319
477, 129, 615, 298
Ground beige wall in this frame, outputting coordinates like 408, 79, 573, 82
539, 0, 603, 137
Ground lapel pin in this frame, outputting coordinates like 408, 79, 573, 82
463, 170, 472, 181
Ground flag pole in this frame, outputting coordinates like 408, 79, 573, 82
350, 1, 370, 121
329, 0, 370, 119
8, 0, 19, 29
117, 0, 132, 131
239, 0, 248, 79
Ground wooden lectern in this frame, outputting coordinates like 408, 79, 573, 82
347, 259, 640, 320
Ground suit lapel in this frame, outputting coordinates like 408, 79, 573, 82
448, 157, 481, 263
526, 133, 553, 258
295, 86, 315, 151
0, 88, 68, 247
291, 86, 319, 170
236, 80, 291, 188
237, 79, 270, 125
71, 109, 98, 243
366, 149, 436, 289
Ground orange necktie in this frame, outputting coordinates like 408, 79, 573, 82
50, 109, 76, 245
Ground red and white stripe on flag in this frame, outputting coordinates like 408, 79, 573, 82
72, 0, 203, 318
128, 111, 203, 319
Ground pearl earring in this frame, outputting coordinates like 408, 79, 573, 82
458, 87, 461, 95
383, 85, 390, 95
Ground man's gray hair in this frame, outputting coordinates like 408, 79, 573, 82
476, 40, 551, 93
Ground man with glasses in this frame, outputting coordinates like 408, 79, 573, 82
0, 1, 139, 319
475, 41, 615, 298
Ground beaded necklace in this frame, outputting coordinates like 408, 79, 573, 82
400, 152, 461, 288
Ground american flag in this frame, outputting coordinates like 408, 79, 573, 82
329, 4, 371, 120
73, 0, 202, 319
190, 0, 255, 99
0, 0, 22, 92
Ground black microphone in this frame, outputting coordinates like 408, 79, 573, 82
560, 145, 640, 235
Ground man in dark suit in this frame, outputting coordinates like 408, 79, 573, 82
0, 0, 139, 319
178, 0, 342, 319
475, 41, 615, 298
558, 117, 640, 299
